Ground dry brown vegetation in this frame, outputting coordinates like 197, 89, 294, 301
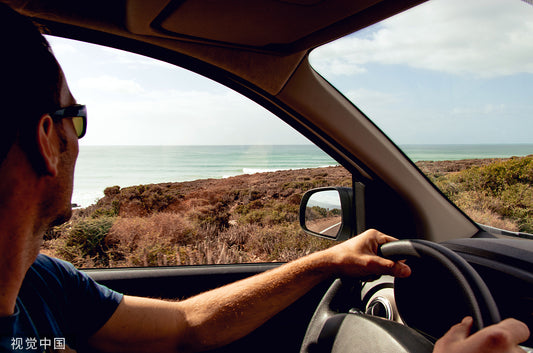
42, 156, 533, 268
43, 166, 351, 268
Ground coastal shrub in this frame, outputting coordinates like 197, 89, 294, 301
235, 199, 299, 226
43, 223, 68, 240
91, 204, 119, 218
242, 223, 332, 262
237, 203, 298, 226
192, 225, 255, 264
105, 213, 197, 266
287, 193, 303, 205
189, 223, 333, 263
282, 180, 328, 192
449, 156, 533, 194
464, 208, 519, 232
235, 200, 264, 215
119, 183, 183, 214
264, 210, 289, 225
57, 216, 116, 267
188, 201, 230, 229
498, 184, 533, 233
431, 156, 533, 233
266, 203, 299, 224
248, 189, 264, 201
104, 185, 121, 197
238, 209, 265, 225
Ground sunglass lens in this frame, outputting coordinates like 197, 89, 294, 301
72, 117, 85, 138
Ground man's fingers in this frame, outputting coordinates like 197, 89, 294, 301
435, 317, 530, 353
391, 261, 411, 278
498, 318, 530, 344
371, 256, 411, 278
451, 317, 474, 340
359, 229, 398, 246
439, 316, 474, 343
433, 317, 473, 353
467, 318, 530, 350
370, 231, 408, 277
375, 231, 399, 245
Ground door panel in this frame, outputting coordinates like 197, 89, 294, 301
85, 264, 334, 353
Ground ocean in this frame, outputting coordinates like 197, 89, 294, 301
72, 144, 533, 207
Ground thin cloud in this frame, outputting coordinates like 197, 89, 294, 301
77, 75, 144, 95
311, 0, 533, 78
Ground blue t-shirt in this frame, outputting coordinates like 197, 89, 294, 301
0, 255, 123, 352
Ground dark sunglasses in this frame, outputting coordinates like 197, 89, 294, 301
50, 104, 87, 139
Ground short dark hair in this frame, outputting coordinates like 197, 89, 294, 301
0, 3, 62, 164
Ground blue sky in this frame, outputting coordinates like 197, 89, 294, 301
48, 0, 533, 146
310, 0, 533, 145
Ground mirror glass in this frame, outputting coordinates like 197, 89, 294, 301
305, 190, 342, 237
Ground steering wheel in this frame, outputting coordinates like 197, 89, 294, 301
300, 239, 501, 353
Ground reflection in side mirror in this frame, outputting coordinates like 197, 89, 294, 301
299, 185, 365, 241
304, 190, 343, 236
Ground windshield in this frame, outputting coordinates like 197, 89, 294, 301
310, 0, 533, 235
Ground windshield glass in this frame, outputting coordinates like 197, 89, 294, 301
310, 0, 533, 235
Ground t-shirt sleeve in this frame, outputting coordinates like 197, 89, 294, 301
33, 255, 123, 340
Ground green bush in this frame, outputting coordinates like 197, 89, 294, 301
450, 157, 533, 194
435, 156, 532, 233
59, 216, 116, 266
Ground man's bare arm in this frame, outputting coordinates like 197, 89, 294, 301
88, 229, 410, 353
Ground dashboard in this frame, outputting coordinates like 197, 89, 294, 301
359, 238, 533, 350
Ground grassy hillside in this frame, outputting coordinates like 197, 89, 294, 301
42, 156, 533, 268
43, 166, 351, 268
419, 155, 533, 233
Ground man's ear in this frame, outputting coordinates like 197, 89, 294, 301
36, 114, 60, 177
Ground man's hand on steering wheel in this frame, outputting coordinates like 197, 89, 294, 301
434, 316, 530, 353
321, 229, 411, 279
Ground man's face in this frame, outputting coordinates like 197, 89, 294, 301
45, 70, 80, 227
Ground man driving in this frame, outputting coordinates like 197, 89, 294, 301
0, 4, 529, 353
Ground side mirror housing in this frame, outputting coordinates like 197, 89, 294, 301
299, 184, 365, 241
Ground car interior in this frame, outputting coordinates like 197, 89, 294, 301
4, 0, 532, 352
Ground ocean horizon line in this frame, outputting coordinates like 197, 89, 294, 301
78, 143, 533, 147
72, 144, 532, 207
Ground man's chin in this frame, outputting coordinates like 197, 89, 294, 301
50, 206, 73, 227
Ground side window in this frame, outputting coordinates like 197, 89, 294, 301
43, 37, 348, 268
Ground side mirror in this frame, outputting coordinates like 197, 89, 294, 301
299, 185, 365, 241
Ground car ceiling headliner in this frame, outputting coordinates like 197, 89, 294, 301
4, 0, 426, 95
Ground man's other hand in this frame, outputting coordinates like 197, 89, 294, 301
434, 316, 530, 353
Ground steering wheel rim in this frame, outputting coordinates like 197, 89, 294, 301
300, 239, 501, 353
381, 239, 501, 335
